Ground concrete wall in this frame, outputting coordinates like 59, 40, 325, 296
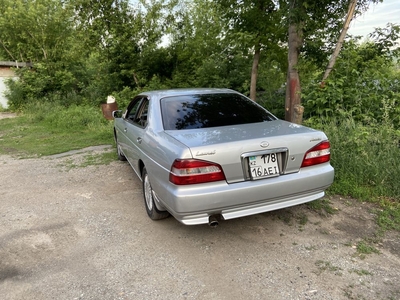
0, 67, 16, 109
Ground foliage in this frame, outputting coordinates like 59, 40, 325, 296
304, 115, 400, 232
307, 118, 400, 201
0, 0, 175, 110
356, 240, 379, 255
302, 38, 400, 128
294, 0, 382, 67
377, 203, 400, 231
1, 0, 394, 112
164, 0, 236, 88
0, 0, 74, 62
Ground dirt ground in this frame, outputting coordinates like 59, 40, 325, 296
0, 145, 399, 300
0, 112, 17, 120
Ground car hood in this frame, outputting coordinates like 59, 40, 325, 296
165, 120, 328, 183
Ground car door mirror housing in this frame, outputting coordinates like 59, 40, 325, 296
112, 110, 123, 118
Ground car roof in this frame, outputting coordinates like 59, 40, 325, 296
139, 88, 239, 99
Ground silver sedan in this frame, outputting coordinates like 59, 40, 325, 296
113, 88, 334, 226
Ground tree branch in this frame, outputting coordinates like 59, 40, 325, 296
0, 39, 16, 61
321, 0, 358, 84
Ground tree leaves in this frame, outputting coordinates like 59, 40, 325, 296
0, 0, 74, 62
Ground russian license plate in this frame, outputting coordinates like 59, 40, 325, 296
249, 153, 280, 179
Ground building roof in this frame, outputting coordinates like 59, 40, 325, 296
0, 61, 32, 68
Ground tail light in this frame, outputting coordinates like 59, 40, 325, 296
169, 159, 226, 185
301, 141, 331, 167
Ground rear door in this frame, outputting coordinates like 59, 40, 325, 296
120, 96, 149, 175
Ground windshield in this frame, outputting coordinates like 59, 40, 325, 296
161, 93, 276, 130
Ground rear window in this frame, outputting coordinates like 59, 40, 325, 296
161, 93, 276, 130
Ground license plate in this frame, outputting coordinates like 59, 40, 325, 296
248, 153, 280, 179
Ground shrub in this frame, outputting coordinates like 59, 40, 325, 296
307, 117, 400, 201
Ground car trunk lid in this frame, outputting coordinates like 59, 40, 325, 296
165, 120, 328, 183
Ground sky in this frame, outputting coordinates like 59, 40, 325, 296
348, 0, 400, 38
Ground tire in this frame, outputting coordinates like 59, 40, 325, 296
114, 132, 127, 161
142, 167, 170, 220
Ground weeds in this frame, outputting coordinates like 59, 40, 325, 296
356, 241, 379, 255
277, 210, 293, 225
0, 102, 114, 157
318, 118, 400, 201
307, 117, 400, 233
296, 213, 308, 225
354, 240, 380, 259
376, 203, 400, 231
349, 269, 373, 276
307, 199, 336, 215
315, 260, 342, 275
58, 151, 116, 170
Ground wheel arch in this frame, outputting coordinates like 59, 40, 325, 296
141, 164, 170, 219
139, 159, 145, 177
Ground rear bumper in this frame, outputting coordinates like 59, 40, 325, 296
178, 189, 327, 225
159, 164, 334, 225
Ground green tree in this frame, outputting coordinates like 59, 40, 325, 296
283, 0, 382, 123
0, 0, 87, 108
73, 0, 179, 92
215, 0, 285, 101
165, 0, 236, 87
0, 0, 74, 62
0, 0, 173, 107
302, 34, 400, 127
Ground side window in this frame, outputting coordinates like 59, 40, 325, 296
125, 97, 143, 122
124, 96, 150, 128
136, 99, 149, 128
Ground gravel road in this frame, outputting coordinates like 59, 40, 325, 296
0, 147, 399, 300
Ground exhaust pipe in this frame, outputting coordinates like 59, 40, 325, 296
208, 215, 219, 227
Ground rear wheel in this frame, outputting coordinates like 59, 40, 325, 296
114, 132, 127, 161
142, 167, 170, 220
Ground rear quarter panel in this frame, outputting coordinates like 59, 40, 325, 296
139, 129, 192, 212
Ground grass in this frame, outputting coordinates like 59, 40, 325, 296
0, 103, 114, 157
57, 151, 116, 169
307, 199, 337, 215
314, 260, 342, 275
356, 240, 380, 255
349, 269, 373, 276
79, 151, 116, 167
320, 118, 400, 201
308, 118, 400, 233
376, 203, 400, 231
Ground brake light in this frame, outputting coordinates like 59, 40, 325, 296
169, 159, 226, 185
301, 141, 331, 167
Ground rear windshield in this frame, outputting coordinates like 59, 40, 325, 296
161, 93, 276, 130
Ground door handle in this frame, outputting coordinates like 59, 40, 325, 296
137, 137, 142, 144
123, 128, 127, 133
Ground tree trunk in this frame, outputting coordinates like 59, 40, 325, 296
285, 22, 303, 123
321, 0, 357, 84
250, 43, 261, 101
293, 104, 304, 124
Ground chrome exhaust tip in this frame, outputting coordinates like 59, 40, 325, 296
208, 215, 219, 227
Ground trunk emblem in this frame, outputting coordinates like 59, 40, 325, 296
260, 141, 269, 148
196, 150, 216, 156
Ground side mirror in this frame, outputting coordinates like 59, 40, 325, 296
112, 110, 123, 119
